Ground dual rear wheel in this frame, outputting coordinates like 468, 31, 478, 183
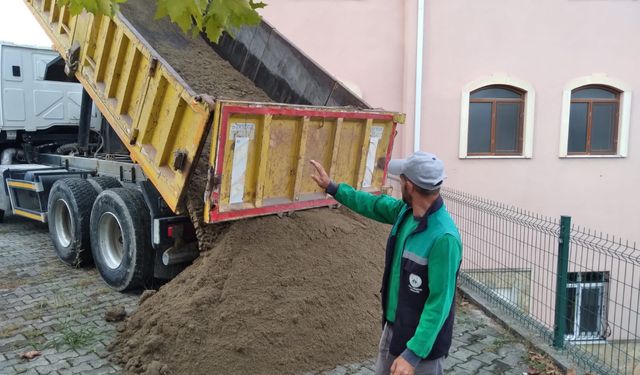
47, 178, 152, 291
90, 188, 152, 291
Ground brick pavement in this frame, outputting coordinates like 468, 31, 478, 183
0, 216, 137, 374
309, 300, 533, 375
2, 216, 534, 375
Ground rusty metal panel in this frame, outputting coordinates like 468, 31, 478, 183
205, 101, 400, 223
23, 0, 213, 212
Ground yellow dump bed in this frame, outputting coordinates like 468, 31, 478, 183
24, 0, 403, 223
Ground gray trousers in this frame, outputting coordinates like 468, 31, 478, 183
374, 324, 444, 375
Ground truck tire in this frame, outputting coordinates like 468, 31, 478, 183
47, 178, 98, 266
87, 176, 122, 193
90, 188, 152, 291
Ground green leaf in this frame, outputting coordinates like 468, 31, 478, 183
154, 0, 207, 33
68, 0, 84, 14
55, 0, 265, 43
155, 0, 169, 20
249, 0, 267, 10
202, 0, 261, 41
96, 0, 112, 15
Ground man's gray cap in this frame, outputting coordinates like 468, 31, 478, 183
388, 151, 446, 190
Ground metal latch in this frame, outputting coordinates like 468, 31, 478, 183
148, 58, 158, 76
128, 128, 139, 144
64, 42, 81, 77
172, 151, 187, 171
205, 167, 221, 207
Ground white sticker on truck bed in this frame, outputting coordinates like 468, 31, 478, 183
230, 123, 255, 140
363, 126, 384, 188
230, 136, 250, 204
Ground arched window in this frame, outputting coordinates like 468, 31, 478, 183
468, 85, 524, 155
568, 85, 620, 155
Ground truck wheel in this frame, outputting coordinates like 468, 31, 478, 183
47, 178, 98, 266
90, 188, 152, 291
87, 176, 122, 193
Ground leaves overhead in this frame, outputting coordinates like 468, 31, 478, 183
58, 0, 126, 16
201, 0, 266, 42
58, 0, 266, 43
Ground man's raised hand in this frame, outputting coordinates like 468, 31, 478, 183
309, 160, 331, 190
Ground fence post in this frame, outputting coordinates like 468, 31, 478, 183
553, 215, 571, 349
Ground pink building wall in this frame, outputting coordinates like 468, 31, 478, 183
260, 0, 418, 156
418, 0, 640, 242
263, 1, 639, 242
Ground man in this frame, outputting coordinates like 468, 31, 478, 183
309, 152, 462, 375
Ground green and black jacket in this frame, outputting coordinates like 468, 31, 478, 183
327, 183, 462, 364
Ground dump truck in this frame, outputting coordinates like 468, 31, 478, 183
5, 0, 403, 291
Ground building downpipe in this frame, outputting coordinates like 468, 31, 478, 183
414, 0, 425, 152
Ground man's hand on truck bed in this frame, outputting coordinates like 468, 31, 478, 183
310, 160, 331, 190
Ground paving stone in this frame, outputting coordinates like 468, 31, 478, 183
472, 351, 501, 365
0, 334, 27, 346
475, 368, 496, 375
69, 362, 95, 374
448, 366, 474, 375
323, 365, 347, 375
13, 357, 50, 372
347, 363, 361, 372
93, 347, 111, 359
354, 368, 374, 375
69, 352, 101, 367
443, 356, 462, 371
501, 350, 526, 367
484, 360, 513, 374
465, 341, 487, 353
0, 358, 22, 372
0, 217, 137, 375
450, 347, 476, 361
455, 358, 485, 372
88, 358, 111, 369
79, 366, 120, 375
43, 351, 77, 364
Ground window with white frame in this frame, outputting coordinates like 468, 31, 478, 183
459, 75, 535, 159
467, 85, 524, 156
568, 86, 620, 155
565, 271, 608, 341
559, 75, 632, 157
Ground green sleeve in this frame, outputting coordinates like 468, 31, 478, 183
406, 234, 462, 358
333, 183, 405, 225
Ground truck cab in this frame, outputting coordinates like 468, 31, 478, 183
0, 42, 82, 154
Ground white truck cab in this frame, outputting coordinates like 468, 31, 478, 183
0, 41, 82, 146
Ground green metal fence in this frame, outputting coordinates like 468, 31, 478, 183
442, 188, 640, 374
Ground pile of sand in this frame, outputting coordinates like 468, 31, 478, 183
111, 209, 389, 374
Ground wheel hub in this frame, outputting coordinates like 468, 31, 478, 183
98, 212, 124, 269
52, 199, 73, 248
